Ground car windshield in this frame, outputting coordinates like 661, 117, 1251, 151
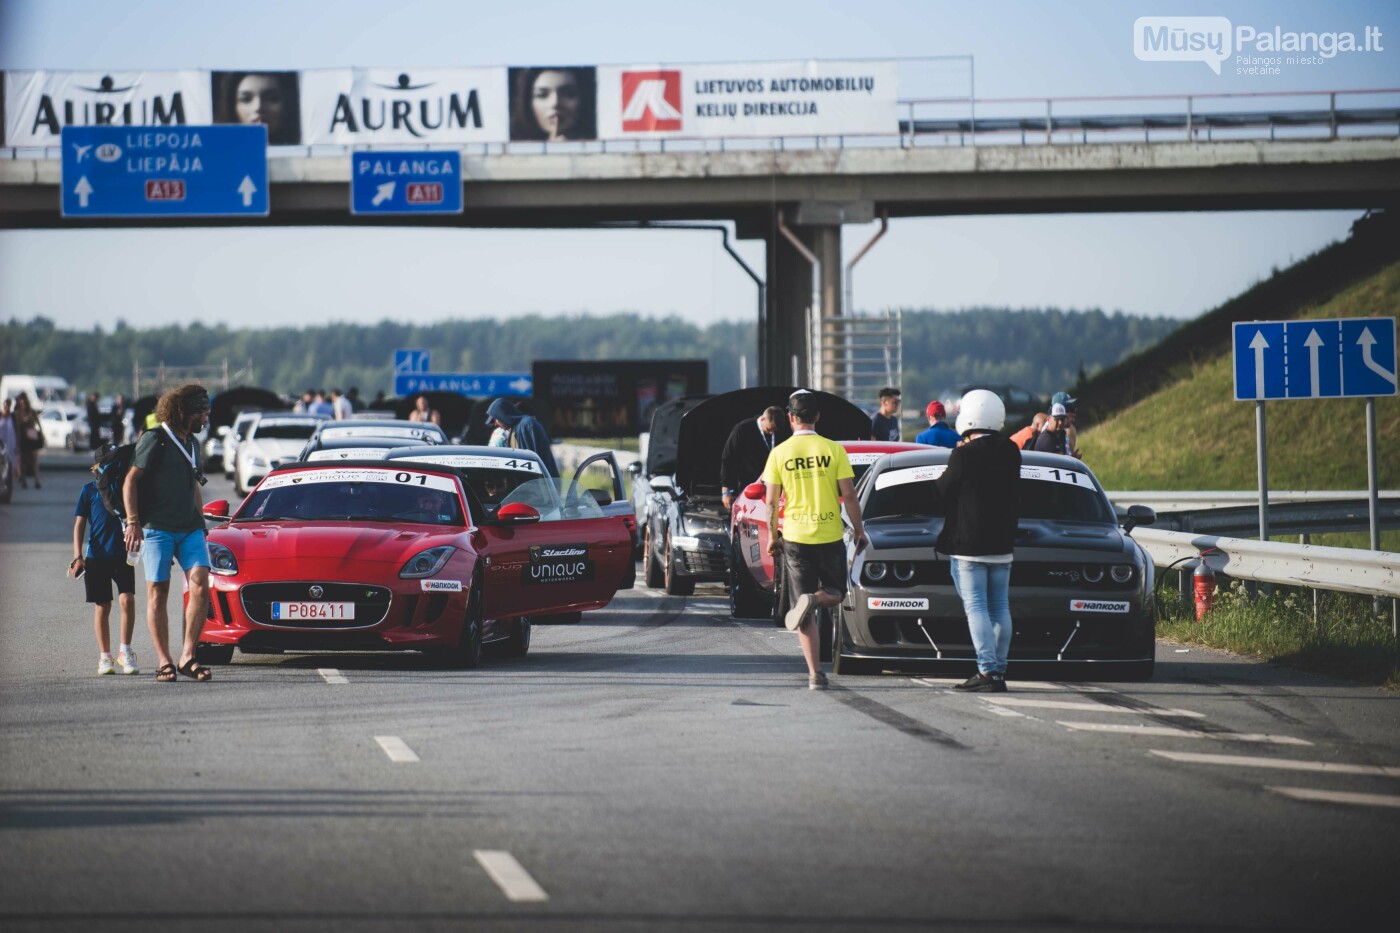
234, 468, 464, 526
321, 425, 442, 442
865, 464, 1116, 525
254, 421, 319, 441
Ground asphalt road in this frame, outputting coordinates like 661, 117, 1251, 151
1, 459, 1397, 931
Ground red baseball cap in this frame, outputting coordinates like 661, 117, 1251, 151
926, 401, 946, 419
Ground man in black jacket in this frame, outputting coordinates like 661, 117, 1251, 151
934, 389, 1022, 692
720, 405, 787, 512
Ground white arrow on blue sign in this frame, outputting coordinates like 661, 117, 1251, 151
61, 125, 268, 218
395, 373, 532, 397
1234, 317, 1396, 401
352, 151, 463, 215
393, 349, 431, 374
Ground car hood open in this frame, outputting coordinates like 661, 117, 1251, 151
669, 388, 871, 494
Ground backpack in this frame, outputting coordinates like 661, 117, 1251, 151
94, 432, 166, 521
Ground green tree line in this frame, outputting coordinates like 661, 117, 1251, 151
1, 308, 1178, 406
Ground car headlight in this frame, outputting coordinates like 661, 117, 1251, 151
893, 562, 915, 582
1110, 565, 1135, 583
250, 456, 269, 469
1082, 564, 1105, 583
400, 546, 456, 579
864, 561, 888, 583
207, 542, 239, 576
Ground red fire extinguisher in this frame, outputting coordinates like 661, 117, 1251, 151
1193, 553, 1216, 621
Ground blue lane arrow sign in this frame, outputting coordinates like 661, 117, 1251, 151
1233, 322, 1286, 400
395, 373, 532, 397
61, 125, 268, 218
1340, 317, 1398, 397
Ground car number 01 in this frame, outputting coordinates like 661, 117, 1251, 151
394, 472, 427, 485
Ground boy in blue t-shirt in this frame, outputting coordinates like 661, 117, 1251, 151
70, 446, 139, 675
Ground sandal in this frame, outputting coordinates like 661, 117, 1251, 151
155, 663, 177, 683
177, 659, 212, 682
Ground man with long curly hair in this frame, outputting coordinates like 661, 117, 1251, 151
122, 384, 214, 683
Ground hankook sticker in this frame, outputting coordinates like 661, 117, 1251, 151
421, 579, 463, 592
868, 597, 929, 610
1070, 599, 1130, 613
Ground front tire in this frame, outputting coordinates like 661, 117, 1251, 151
831, 606, 873, 675
450, 585, 484, 669
643, 525, 664, 588
729, 537, 772, 619
662, 532, 695, 597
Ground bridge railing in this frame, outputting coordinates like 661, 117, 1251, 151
5, 87, 1397, 162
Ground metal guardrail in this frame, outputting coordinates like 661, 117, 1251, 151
1133, 528, 1400, 600
1105, 490, 1400, 512
1135, 499, 1400, 538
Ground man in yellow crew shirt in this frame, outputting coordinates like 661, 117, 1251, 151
763, 390, 869, 690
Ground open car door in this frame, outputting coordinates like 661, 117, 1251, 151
566, 451, 636, 590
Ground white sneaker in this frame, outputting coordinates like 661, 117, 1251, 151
97, 656, 115, 675
117, 650, 139, 675
785, 593, 814, 631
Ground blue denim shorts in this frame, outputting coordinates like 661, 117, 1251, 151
141, 528, 209, 583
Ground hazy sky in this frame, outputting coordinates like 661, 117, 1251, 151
1, 0, 1396, 330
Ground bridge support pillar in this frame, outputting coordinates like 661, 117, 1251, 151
762, 215, 843, 388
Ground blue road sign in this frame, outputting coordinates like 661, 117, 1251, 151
1234, 317, 1397, 401
1340, 318, 1398, 398
393, 349, 431, 374
352, 151, 463, 215
395, 373, 533, 397
61, 125, 268, 218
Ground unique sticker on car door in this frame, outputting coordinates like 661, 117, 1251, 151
522, 544, 594, 584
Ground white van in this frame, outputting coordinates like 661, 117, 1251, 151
0, 375, 72, 410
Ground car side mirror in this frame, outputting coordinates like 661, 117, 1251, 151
497, 502, 541, 524
217, 426, 230, 438
586, 488, 612, 507
202, 500, 230, 520
1122, 504, 1156, 534
743, 482, 766, 500
627, 461, 642, 476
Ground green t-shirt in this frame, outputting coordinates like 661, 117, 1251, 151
133, 426, 202, 533
761, 432, 854, 545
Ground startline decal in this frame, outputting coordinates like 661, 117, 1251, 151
874, 464, 1094, 490
399, 455, 541, 473
258, 468, 458, 492
321, 425, 439, 440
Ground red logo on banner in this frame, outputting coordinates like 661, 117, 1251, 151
406, 183, 444, 204
621, 70, 682, 132
145, 179, 186, 201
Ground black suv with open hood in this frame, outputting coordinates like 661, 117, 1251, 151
630, 388, 870, 596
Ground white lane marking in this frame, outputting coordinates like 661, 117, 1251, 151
319, 668, 349, 685
1267, 786, 1400, 809
474, 850, 549, 902
1060, 723, 1311, 746
986, 697, 1203, 718
984, 704, 1026, 718
1149, 750, 1400, 777
374, 736, 420, 763
911, 677, 1105, 692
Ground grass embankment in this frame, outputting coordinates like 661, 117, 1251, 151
1156, 583, 1399, 690
1081, 260, 1400, 491
1080, 260, 1400, 688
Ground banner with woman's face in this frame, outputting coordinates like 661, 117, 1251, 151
2, 61, 898, 149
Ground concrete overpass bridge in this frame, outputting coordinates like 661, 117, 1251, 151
3, 89, 1399, 390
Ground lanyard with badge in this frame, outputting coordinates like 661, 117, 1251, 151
161, 422, 207, 487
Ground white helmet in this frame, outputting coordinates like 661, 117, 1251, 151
955, 389, 1006, 436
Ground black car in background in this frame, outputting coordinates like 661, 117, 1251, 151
630, 388, 871, 596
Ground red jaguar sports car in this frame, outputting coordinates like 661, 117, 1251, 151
195, 453, 632, 667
